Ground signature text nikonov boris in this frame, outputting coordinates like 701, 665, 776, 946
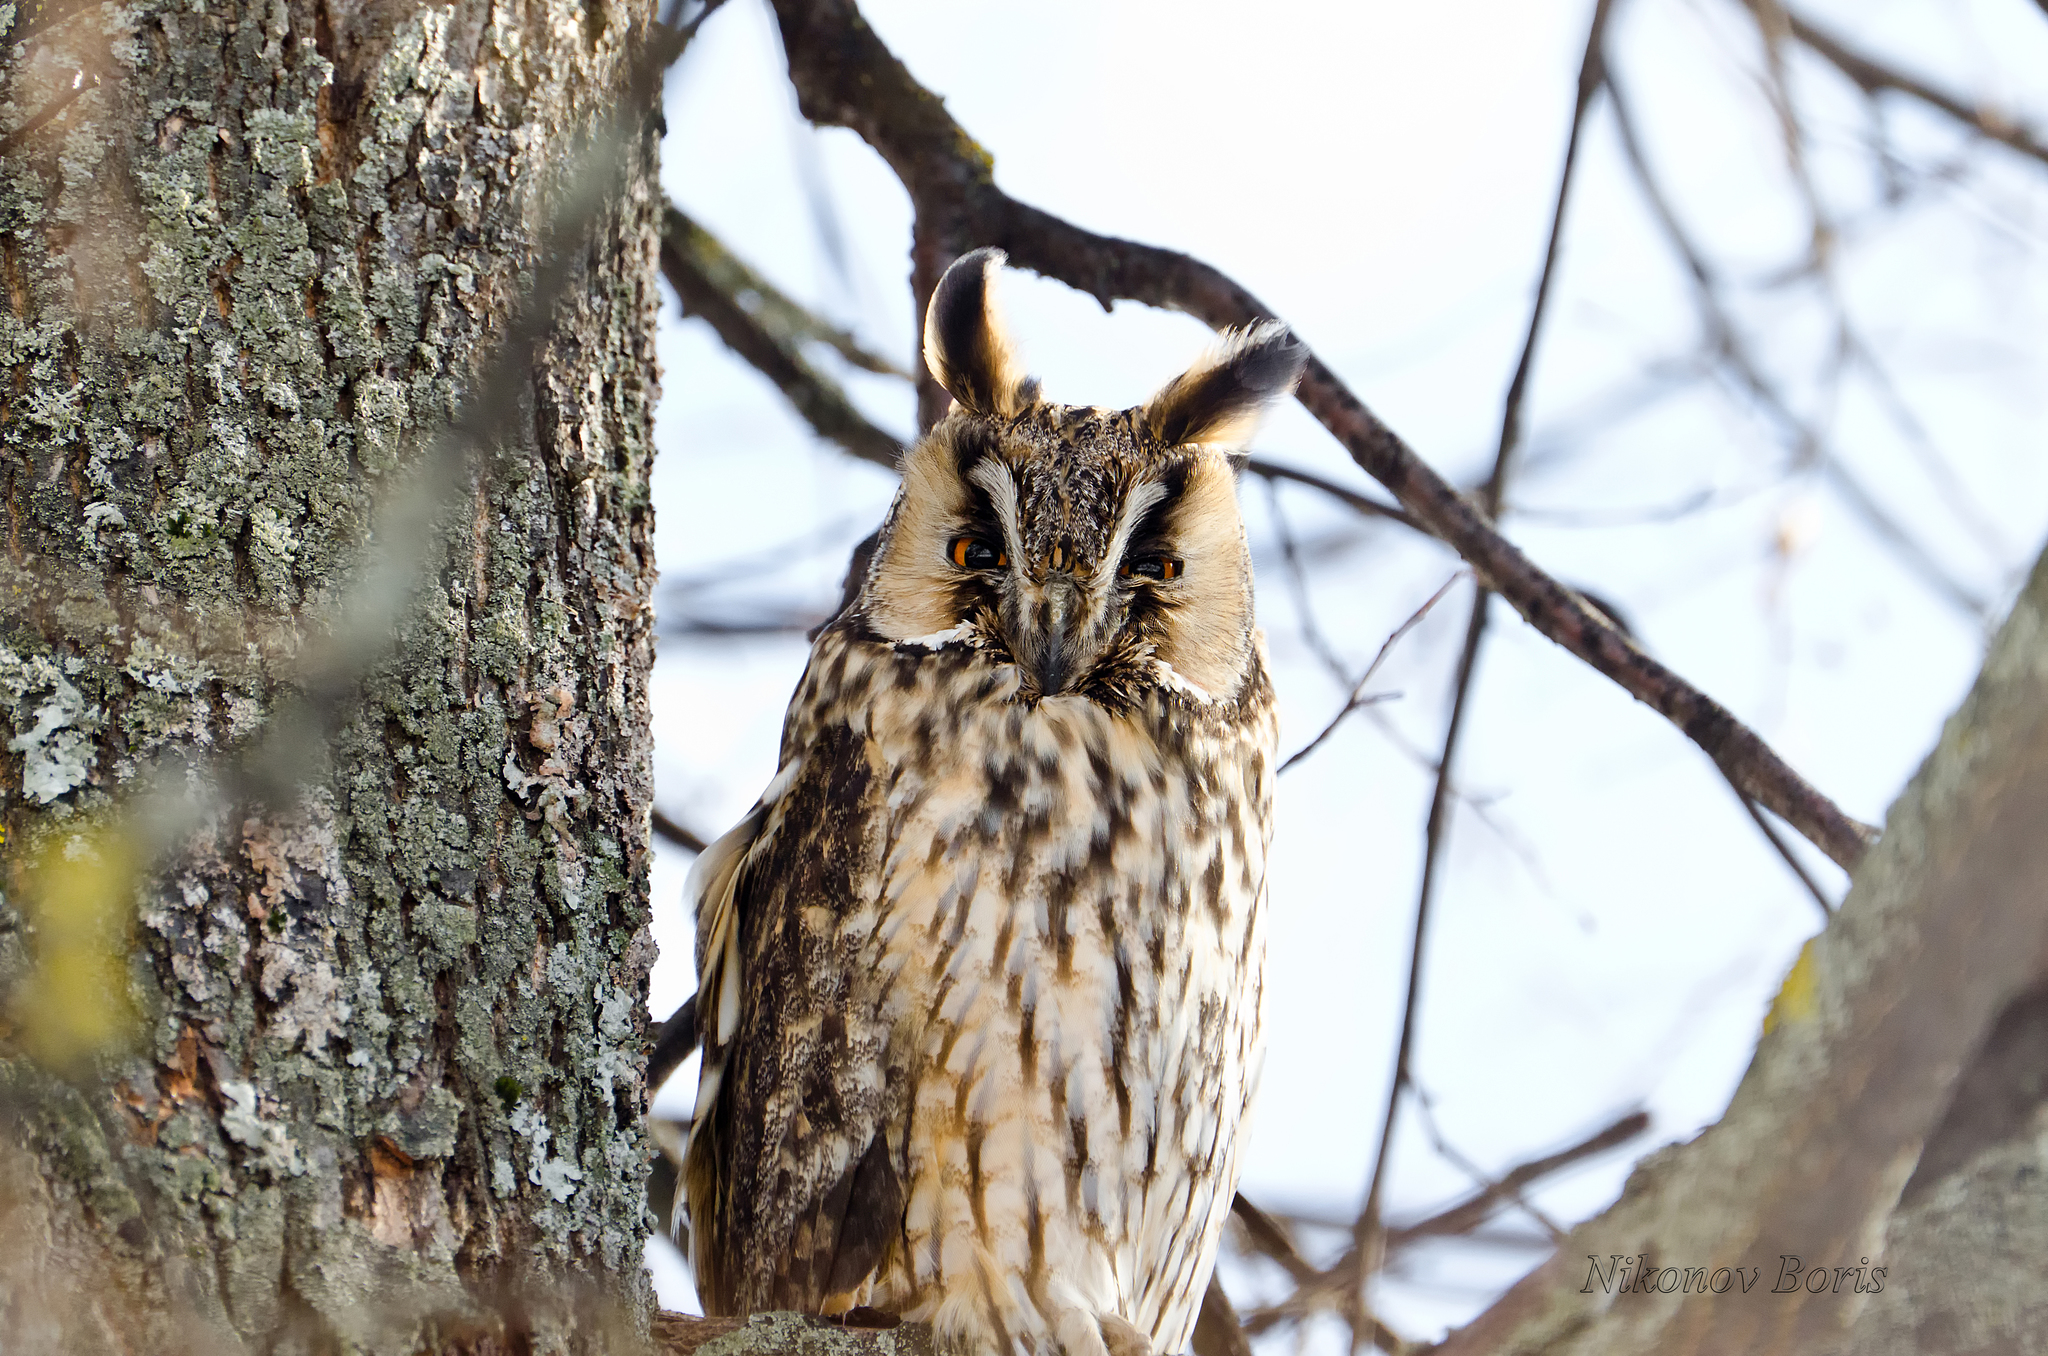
1582, 1254, 1888, 1297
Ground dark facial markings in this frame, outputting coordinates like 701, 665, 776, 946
918, 411, 1219, 702
935, 455, 1015, 630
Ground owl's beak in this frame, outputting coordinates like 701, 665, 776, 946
1012, 574, 1096, 696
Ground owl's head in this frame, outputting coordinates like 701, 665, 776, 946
856, 249, 1306, 707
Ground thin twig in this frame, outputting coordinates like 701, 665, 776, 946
1280, 572, 1464, 775
1244, 458, 1419, 532
1353, 587, 1489, 1286
1508, 486, 1729, 527
1720, 772, 1836, 919
652, 808, 708, 854
1385, 1111, 1650, 1246
1408, 1085, 1566, 1242
1229, 1112, 1645, 1340
1604, 68, 1990, 623
1839, 329, 2011, 570
766, 0, 1875, 872
1230, 1195, 1321, 1288
1353, 2, 1618, 1315
672, 202, 909, 380
659, 0, 730, 59
1781, 7, 2048, 171
1743, 0, 1834, 272
1264, 478, 1353, 687
1245, 1110, 1651, 1241
1483, 0, 1615, 516
662, 513, 877, 597
1746, 7, 1994, 619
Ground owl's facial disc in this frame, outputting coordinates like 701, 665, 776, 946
865, 404, 1265, 703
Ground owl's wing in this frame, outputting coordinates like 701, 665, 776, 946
680, 725, 905, 1316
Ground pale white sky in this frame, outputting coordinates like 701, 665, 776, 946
642, 0, 2048, 1342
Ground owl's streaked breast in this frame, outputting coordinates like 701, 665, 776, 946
778, 623, 1275, 1354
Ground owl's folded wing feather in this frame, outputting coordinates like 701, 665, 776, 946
680, 723, 905, 1316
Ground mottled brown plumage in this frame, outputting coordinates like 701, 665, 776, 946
681, 249, 1303, 1356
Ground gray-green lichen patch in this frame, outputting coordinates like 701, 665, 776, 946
0, 647, 98, 803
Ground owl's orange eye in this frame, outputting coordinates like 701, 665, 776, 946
1120, 556, 1183, 582
950, 537, 1005, 570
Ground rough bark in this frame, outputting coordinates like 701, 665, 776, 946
652, 1312, 934, 1356
1434, 542, 2048, 1356
0, 0, 663, 1349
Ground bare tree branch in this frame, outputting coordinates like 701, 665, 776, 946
660, 205, 906, 470
765, 0, 1876, 873
652, 808, 708, 854
1353, 587, 1488, 1297
1280, 572, 1464, 775
1605, 69, 1992, 622
1228, 1113, 1646, 1344
1409, 1087, 1569, 1244
1387, 1111, 1650, 1248
1245, 458, 1419, 532
659, 0, 730, 52
1779, 7, 2048, 171
1354, 10, 1617, 1335
1191, 1275, 1256, 1356
1719, 769, 1837, 919
670, 203, 910, 380
1229, 1194, 1321, 1288
1263, 478, 1355, 687
658, 202, 1436, 557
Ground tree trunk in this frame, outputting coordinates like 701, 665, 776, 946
0, 0, 663, 1348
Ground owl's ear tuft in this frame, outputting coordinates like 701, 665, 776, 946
1143, 320, 1307, 450
923, 248, 1036, 419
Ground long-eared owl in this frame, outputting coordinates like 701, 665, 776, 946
680, 248, 1302, 1356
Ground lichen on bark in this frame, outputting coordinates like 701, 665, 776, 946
0, 0, 665, 1349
